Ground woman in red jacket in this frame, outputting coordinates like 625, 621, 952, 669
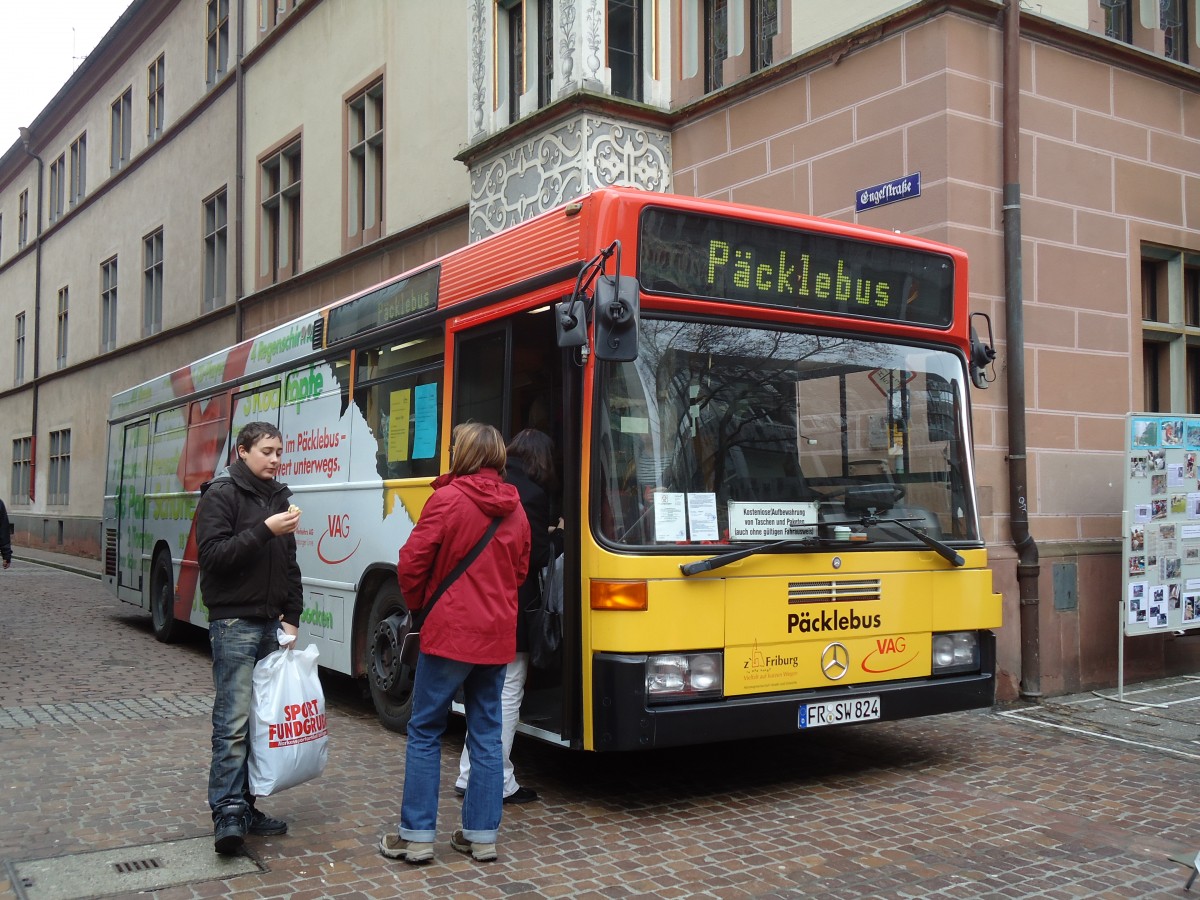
379, 422, 530, 866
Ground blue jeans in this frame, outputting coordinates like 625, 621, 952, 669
399, 653, 505, 844
208, 617, 278, 819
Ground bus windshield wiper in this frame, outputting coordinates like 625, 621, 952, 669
680, 539, 814, 576
885, 517, 964, 567
823, 512, 965, 567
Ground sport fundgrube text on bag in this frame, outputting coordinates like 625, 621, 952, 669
398, 516, 503, 667
528, 551, 564, 669
249, 639, 328, 796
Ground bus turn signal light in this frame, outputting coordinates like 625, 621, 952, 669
590, 580, 647, 611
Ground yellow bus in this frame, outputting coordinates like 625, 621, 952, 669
104, 188, 1001, 750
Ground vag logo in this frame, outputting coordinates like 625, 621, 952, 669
317, 513, 361, 564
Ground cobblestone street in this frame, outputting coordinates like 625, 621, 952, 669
2, 555, 1199, 898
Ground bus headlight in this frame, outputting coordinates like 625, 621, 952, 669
931, 631, 979, 674
646, 652, 723, 703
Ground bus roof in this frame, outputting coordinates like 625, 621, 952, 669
110, 188, 969, 421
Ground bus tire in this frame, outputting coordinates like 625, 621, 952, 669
150, 552, 183, 644
366, 579, 415, 733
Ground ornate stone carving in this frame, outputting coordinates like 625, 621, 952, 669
468, 114, 672, 240
469, 0, 487, 137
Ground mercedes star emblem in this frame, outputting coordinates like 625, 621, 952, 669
821, 642, 850, 680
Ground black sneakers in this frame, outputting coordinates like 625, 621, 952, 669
214, 807, 287, 854
248, 808, 288, 835
213, 811, 246, 855
503, 786, 539, 804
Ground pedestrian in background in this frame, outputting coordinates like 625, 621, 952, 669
0, 496, 12, 568
379, 422, 530, 865
195, 421, 303, 856
456, 427, 563, 804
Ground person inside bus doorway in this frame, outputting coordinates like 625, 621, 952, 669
455, 428, 563, 805
0, 495, 12, 568
195, 421, 303, 856
379, 422, 530, 865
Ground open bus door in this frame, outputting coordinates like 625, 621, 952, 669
116, 420, 150, 597
451, 303, 578, 744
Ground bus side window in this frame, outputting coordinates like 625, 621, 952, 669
453, 329, 507, 431
185, 394, 230, 490
231, 383, 282, 461
353, 331, 444, 479
149, 406, 188, 494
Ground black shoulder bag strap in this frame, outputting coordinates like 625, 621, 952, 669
413, 516, 502, 629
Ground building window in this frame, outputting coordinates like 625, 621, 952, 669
261, 0, 301, 33
538, 0, 554, 107
101, 256, 119, 353
751, 0, 778, 72
1101, 0, 1133, 42
1142, 250, 1200, 412
206, 0, 230, 86
14, 312, 25, 386
347, 81, 383, 249
143, 228, 164, 336
70, 133, 86, 207
608, 0, 642, 101
48, 429, 71, 506
260, 139, 301, 285
204, 189, 228, 312
506, 0, 525, 124
18, 190, 28, 249
11, 437, 32, 505
56, 287, 69, 369
1161, 0, 1189, 62
111, 87, 132, 171
148, 55, 165, 142
48, 153, 66, 223
705, 0, 728, 93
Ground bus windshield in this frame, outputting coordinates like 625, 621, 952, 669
595, 318, 977, 548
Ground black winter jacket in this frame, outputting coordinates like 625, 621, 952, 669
506, 455, 562, 652
195, 460, 303, 626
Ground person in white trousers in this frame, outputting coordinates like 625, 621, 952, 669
456, 429, 562, 804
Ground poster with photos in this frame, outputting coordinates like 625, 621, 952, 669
1123, 414, 1200, 637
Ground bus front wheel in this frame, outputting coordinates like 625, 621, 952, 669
366, 579, 415, 733
150, 553, 183, 644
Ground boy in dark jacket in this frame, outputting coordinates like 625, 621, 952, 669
195, 421, 303, 855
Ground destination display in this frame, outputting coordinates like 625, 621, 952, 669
325, 265, 440, 344
638, 209, 954, 327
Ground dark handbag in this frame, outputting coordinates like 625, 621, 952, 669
527, 552, 564, 669
399, 516, 502, 667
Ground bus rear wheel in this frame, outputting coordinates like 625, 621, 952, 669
366, 579, 416, 733
150, 552, 183, 644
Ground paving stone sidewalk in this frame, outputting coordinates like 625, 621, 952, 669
1, 553, 1199, 898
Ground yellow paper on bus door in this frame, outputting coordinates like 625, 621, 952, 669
388, 389, 411, 462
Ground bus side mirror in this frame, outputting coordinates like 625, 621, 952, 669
555, 297, 588, 349
969, 312, 996, 389
592, 275, 640, 362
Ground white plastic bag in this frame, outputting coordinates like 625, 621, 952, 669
248, 641, 328, 796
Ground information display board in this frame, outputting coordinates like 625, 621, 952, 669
1121, 413, 1200, 637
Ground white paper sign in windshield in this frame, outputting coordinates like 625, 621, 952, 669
727, 502, 818, 541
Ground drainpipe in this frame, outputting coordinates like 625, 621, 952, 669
1003, 0, 1041, 700
18, 128, 43, 505
234, 0, 246, 342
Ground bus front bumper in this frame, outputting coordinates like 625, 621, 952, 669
591, 633, 997, 752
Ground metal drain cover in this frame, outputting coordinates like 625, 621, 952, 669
5, 836, 264, 899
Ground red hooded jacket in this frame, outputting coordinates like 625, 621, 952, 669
398, 468, 531, 664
